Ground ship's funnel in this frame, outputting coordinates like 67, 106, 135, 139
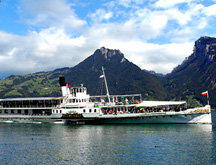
59, 76, 66, 87
59, 76, 68, 96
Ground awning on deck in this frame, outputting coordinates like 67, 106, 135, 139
1, 97, 63, 102
137, 101, 186, 107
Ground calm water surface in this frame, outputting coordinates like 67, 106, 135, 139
0, 111, 216, 165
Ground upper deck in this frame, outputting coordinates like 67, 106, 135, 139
0, 97, 63, 109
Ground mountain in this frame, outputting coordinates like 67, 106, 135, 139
143, 69, 165, 77
0, 47, 167, 100
166, 36, 216, 106
63, 47, 167, 100
1, 37, 216, 107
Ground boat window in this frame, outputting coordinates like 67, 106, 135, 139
60, 110, 62, 113
94, 109, 97, 113
83, 109, 86, 113
18, 110, 21, 114
89, 109, 92, 113
5, 110, 8, 114
56, 110, 58, 113
0, 110, 2, 113
25, 110, 28, 114
11, 110, 14, 114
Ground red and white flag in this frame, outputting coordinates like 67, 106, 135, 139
201, 91, 208, 96
67, 83, 71, 88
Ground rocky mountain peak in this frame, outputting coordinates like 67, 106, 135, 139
171, 36, 216, 74
95, 47, 126, 63
193, 36, 216, 62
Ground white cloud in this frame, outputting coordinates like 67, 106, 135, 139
0, 28, 89, 77
99, 39, 194, 74
89, 9, 113, 22
118, 0, 144, 7
19, 0, 86, 30
154, 0, 195, 8
0, 0, 216, 78
202, 4, 216, 16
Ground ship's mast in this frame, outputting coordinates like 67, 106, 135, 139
102, 66, 111, 103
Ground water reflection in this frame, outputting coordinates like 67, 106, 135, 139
0, 111, 215, 164
46, 124, 214, 164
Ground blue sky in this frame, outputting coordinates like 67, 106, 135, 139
0, 0, 216, 78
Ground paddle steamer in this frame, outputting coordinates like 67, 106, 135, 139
0, 67, 212, 124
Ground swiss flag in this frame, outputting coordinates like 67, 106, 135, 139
201, 91, 208, 96
67, 83, 71, 88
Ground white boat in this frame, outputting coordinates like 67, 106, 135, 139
0, 67, 212, 124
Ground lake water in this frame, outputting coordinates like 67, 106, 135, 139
0, 111, 216, 165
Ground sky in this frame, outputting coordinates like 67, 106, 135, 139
0, 0, 216, 78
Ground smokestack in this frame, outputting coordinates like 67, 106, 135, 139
59, 76, 67, 96
59, 76, 66, 87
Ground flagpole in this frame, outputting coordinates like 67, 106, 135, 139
207, 91, 210, 105
102, 66, 111, 103
201, 91, 210, 105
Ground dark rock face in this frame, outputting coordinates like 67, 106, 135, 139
194, 36, 216, 59
172, 37, 216, 74
99, 47, 124, 60
166, 36, 216, 106
92, 47, 126, 65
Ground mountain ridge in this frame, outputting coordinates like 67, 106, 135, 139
166, 36, 216, 106
0, 36, 216, 107
0, 46, 167, 100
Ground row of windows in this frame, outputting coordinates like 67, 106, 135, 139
71, 87, 86, 94
68, 99, 87, 103
0, 100, 61, 108
53, 110, 62, 114
83, 109, 97, 113
0, 110, 25, 114
51, 109, 98, 114
0, 109, 52, 115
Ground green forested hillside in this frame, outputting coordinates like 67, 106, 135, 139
1, 37, 216, 107
0, 70, 67, 98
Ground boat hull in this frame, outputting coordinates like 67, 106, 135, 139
0, 114, 63, 124
63, 112, 212, 124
